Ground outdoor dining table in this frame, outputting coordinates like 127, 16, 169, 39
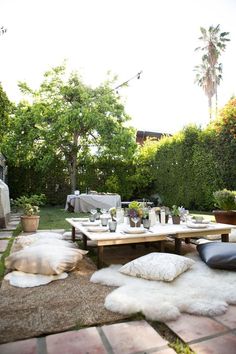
65, 193, 121, 212
66, 218, 235, 268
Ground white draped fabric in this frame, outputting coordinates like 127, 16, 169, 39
65, 193, 121, 212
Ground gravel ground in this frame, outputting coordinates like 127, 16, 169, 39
0, 257, 128, 344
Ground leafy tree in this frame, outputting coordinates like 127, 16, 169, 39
194, 25, 230, 119
210, 97, 236, 189
2, 64, 137, 192
0, 84, 12, 145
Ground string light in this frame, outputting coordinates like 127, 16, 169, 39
113, 71, 143, 92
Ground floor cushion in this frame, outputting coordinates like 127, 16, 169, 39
197, 242, 236, 270
5, 245, 88, 275
119, 252, 195, 282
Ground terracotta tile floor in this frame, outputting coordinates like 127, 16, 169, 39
0, 321, 173, 354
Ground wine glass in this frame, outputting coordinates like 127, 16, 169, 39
131, 216, 140, 228
101, 208, 107, 215
90, 209, 97, 222
90, 209, 97, 216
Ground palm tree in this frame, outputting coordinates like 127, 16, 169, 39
194, 25, 230, 120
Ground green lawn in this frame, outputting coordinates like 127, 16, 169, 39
38, 206, 215, 230
38, 206, 90, 230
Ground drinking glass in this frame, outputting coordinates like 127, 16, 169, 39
131, 216, 140, 228
90, 209, 97, 216
101, 208, 107, 215
90, 209, 97, 222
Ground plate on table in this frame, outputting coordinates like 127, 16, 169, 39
72, 218, 89, 222
123, 227, 147, 234
82, 221, 100, 226
192, 219, 210, 224
186, 223, 208, 229
87, 227, 108, 233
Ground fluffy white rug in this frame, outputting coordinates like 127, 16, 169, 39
90, 253, 236, 322
5, 271, 68, 288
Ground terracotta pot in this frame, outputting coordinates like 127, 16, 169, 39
21, 215, 40, 232
172, 215, 181, 224
213, 210, 236, 225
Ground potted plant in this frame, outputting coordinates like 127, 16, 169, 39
171, 205, 181, 224
213, 189, 236, 225
14, 194, 46, 232
128, 201, 143, 227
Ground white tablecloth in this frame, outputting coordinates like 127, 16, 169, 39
65, 193, 121, 212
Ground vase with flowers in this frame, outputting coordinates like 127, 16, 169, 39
128, 201, 143, 227
171, 205, 181, 224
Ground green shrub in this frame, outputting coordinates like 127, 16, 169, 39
213, 189, 236, 210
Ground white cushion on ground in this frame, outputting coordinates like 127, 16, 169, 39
4, 271, 68, 288
62, 231, 82, 240
5, 245, 88, 275
28, 238, 76, 248
16, 232, 63, 249
119, 252, 195, 282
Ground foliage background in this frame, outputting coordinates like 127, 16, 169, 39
0, 74, 235, 210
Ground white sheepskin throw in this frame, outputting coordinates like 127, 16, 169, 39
4, 271, 68, 288
90, 253, 236, 322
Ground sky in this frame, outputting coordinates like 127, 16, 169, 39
0, 0, 236, 134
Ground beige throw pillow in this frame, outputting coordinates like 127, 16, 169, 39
119, 252, 195, 282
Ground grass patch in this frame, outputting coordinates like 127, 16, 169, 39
39, 206, 89, 230
190, 210, 215, 222
12, 223, 22, 237
150, 321, 195, 354
0, 236, 14, 281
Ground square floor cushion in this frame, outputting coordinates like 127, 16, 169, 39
197, 242, 236, 270
119, 252, 195, 282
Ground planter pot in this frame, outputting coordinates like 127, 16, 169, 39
21, 215, 40, 232
172, 215, 181, 224
213, 210, 236, 225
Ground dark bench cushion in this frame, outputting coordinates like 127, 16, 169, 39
197, 242, 236, 270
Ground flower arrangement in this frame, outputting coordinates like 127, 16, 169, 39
109, 207, 116, 221
142, 207, 149, 220
171, 205, 181, 217
128, 201, 143, 218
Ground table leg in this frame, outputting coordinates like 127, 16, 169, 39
72, 226, 76, 242
159, 241, 165, 252
175, 238, 182, 254
221, 233, 229, 242
97, 246, 104, 269
83, 234, 87, 249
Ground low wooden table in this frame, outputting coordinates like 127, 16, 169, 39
66, 218, 235, 267
173, 226, 232, 254
66, 218, 169, 268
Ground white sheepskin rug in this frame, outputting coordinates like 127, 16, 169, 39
5, 271, 68, 288
90, 253, 236, 322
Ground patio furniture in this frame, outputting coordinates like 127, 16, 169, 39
66, 218, 235, 268
66, 218, 168, 268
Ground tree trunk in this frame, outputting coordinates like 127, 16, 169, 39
69, 132, 80, 193
208, 96, 212, 120
215, 88, 218, 119
70, 156, 77, 193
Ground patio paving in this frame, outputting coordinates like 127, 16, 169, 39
1, 216, 236, 353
